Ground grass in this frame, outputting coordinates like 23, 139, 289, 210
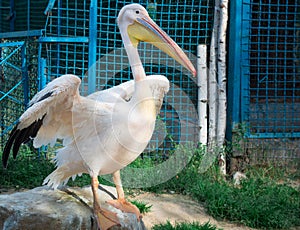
193, 177, 299, 229
146, 148, 300, 229
0, 146, 55, 189
152, 221, 220, 230
0, 145, 299, 229
130, 200, 152, 214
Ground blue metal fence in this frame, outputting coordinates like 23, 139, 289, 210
228, 0, 300, 164
0, 41, 27, 136
231, 0, 300, 138
0, 38, 40, 148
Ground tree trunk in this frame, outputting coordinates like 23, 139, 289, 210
197, 44, 208, 146
217, 0, 229, 175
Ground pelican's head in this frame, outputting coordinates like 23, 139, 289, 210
118, 4, 196, 76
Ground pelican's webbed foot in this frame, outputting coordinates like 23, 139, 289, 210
93, 204, 120, 230
107, 198, 141, 221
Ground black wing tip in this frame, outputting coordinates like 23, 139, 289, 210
2, 124, 19, 168
2, 115, 45, 168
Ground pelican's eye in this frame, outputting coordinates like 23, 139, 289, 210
135, 10, 140, 14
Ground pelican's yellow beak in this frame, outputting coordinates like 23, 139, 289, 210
128, 16, 196, 77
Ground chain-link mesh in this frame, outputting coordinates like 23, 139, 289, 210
0, 38, 39, 150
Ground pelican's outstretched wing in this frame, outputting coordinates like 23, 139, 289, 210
2, 74, 81, 167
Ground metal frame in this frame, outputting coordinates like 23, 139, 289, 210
227, 0, 243, 139
0, 41, 28, 136
228, 0, 300, 139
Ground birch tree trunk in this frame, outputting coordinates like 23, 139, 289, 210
199, 0, 229, 175
197, 45, 208, 146
199, 0, 220, 173
217, 0, 229, 175
208, 0, 220, 150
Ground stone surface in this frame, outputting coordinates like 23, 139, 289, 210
0, 186, 146, 230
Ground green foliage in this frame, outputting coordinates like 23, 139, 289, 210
130, 200, 152, 214
66, 174, 114, 187
0, 146, 55, 189
128, 156, 157, 168
152, 221, 220, 230
192, 177, 300, 229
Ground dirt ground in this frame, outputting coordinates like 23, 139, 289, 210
132, 192, 255, 230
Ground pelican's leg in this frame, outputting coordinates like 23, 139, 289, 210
107, 170, 141, 220
91, 176, 120, 230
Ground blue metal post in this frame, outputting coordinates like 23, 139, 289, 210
0, 1, 2, 33
240, 0, 251, 135
27, 0, 30, 31
44, 0, 57, 15
227, 1, 242, 139
39, 58, 47, 90
9, 0, 15, 31
56, 0, 62, 77
227, 0, 251, 139
21, 43, 29, 108
38, 42, 47, 90
88, 0, 97, 94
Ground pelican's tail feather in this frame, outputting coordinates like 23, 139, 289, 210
43, 166, 85, 189
43, 167, 69, 189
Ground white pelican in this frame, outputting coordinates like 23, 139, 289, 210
2, 3, 196, 230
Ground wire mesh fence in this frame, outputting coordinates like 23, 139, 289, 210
230, 0, 300, 168
0, 38, 39, 150
0, 0, 48, 32
247, 0, 300, 137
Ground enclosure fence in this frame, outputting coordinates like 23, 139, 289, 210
229, 0, 300, 167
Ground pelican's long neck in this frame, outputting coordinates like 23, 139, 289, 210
120, 27, 146, 82
120, 26, 156, 117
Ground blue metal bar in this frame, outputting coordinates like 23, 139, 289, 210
226, 1, 243, 139
0, 30, 44, 38
0, 44, 24, 65
10, 0, 15, 31
21, 43, 29, 108
44, 0, 57, 15
88, 0, 97, 94
0, 41, 24, 47
56, 0, 62, 77
0, 90, 23, 104
38, 36, 89, 43
249, 132, 300, 139
5, 61, 22, 72
240, 0, 251, 132
0, 1, 2, 33
27, 0, 30, 31
39, 58, 47, 90
0, 80, 23, 101
38, 40, 47, 90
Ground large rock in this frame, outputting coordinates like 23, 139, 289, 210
0, 186, 146, 230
